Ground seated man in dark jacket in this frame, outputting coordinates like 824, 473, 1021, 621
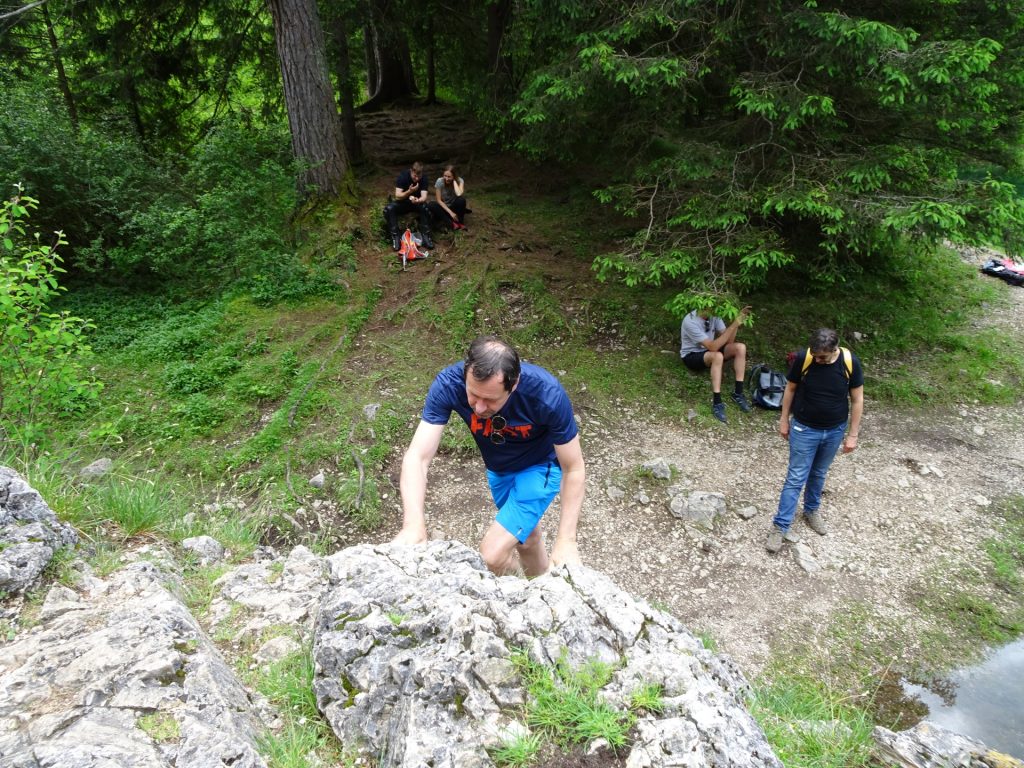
383, 161, 434, 251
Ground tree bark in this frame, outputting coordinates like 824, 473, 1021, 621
267, 0, 348, 197
425, 15, 435, 105
41, 3, 78, 130
486, 0, 513, 97
360, 0, 417, 110
329, 14, 362, 163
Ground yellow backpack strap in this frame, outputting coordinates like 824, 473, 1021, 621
840, 347, 852, 379
800, 348, 813, 377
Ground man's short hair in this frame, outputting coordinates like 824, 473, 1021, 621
411, 161, 424, 174
464, 336, 520, 392
809, 328, 839, 353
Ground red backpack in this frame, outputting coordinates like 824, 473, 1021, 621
398, 229, 429, 269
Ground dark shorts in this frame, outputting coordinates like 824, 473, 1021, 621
682, 351, 709, 372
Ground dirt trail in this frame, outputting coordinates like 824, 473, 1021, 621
356, 105, 1024, 676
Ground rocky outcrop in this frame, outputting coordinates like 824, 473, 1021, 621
0, 561, 267, 768
0, 467, 78, 597
5, 470, 1017, 768
873, 721, 1024, 768
313, 540, 781, 768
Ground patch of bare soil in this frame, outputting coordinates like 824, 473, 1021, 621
352, 105, 1024, 678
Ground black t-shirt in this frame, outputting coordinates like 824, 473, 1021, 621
395, 169, 429, 199
786, 350, 864, 429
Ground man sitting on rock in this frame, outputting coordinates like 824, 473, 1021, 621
393, 335, 585, 577
383, 161, 434, 252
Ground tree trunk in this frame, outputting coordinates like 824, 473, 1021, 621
267, 0, 348, 197
360, 0, 417, 110
425, 15, 435, 105
329, 13, 362, 163
41, 3, 78, 130
486, 0, 513, 97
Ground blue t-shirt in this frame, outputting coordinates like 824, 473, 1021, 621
422, 362, 578, 474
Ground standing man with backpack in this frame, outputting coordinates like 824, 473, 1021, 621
680, 306, 753, 423
383, 161, 435, 252
766, 328, 864, 553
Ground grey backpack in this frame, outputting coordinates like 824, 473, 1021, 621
748, 364, 787, 410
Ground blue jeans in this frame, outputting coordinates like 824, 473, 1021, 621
773, 419, 847, 532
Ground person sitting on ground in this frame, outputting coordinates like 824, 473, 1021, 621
428, 164, 468, 230
383, 161, 434, 251
680, 305, 752, 423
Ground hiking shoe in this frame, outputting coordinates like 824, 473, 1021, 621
804, 512, 828, 536
390, 233, 401, 251
765, 526, 785, 553
731, 391, 752, 413
712, 402, 727, 423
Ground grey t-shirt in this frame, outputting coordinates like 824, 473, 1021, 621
680, 311, 725, 357
435, 177, 464, 205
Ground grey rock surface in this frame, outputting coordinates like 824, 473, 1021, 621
78, 458, 113, 477
669, 491, 727, 529
207, 545, 329, 643
181, 535, 225, 565
0, 562, 266, 768
872, 721, 1024, 767
642, 458, 673, 480
0, 467, 78, 597
313, 541, 782, 768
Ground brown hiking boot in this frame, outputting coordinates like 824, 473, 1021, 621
765, 526, 785, 553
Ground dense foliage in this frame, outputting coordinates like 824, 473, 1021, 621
2, 0, 1023, 311
503, 0, 1024, 313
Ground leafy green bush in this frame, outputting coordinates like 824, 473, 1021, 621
2, 79, 301, 287
81, 118, 299, 283
0, 78, 164, 266
0, 190, 102, 445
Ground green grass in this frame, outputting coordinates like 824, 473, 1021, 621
508, 651, 634, 755
752, 671, 876, 768
137, 712, 180, 743
491, 732, 543, 768
253, 647, 353, 768
984, 495, 1024, 594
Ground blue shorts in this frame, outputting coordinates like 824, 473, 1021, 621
486, 461, 562, 544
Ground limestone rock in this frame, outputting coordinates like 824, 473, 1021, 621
873, 721, 1024, 768
0, 562, 266, 768
208, 545, 330, 643
0, 466, 79, 597
182, 535, 225, 565
313, 541, 781, 768
641, 459, 673, 480
669, 491, 726, 529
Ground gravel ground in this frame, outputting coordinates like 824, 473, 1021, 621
374, 263, 1024, 678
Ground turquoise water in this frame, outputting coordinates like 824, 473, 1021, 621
902, 637, 1024, 758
